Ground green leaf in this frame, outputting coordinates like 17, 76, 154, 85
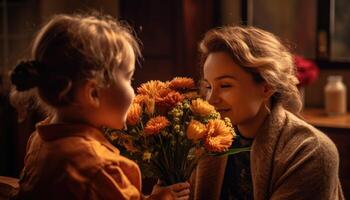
209, 147, 251, 157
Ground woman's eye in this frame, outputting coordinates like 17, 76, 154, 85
220, 84, 232, 88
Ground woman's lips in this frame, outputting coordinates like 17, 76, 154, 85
217, 108, 231, 113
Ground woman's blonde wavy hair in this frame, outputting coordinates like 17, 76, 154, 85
199, 26, 301, 114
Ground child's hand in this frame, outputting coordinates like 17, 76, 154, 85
150, 180, 190, 200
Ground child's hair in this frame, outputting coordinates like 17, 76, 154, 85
199, 26, 301, 114
10, 13, 140, 114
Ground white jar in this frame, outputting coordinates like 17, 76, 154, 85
324, 75, 347, 115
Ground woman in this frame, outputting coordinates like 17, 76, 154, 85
190, 26, 344, 200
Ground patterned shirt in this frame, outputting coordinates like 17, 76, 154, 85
220, 127, 254, 200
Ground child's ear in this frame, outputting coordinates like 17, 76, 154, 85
84, 80, 100, 108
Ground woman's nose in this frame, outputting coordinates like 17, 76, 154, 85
206, 90, 220, 105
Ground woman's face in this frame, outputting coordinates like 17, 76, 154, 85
203, 52, 267, 126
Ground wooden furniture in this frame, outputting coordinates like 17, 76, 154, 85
301, 108, 350, 199
119, 0, 216, 86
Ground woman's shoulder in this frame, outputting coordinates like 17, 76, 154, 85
281, 111, 339, 160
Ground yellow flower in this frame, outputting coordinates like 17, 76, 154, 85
204, 119, 234, 152
169, 77, 195, 90
126, 103, 142, 126
144, 116, 170, 135
142, 151, 152, 161
137, 80, 170, 98
190, 99, 215, 116
186, 120, 207, 141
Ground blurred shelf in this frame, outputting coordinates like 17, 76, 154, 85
301, 108, 350, 129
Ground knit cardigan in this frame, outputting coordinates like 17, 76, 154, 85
190, 104, 344, 200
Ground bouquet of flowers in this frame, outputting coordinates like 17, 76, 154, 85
105, 77, 249, 185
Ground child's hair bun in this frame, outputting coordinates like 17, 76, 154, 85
11, 60, 43, 91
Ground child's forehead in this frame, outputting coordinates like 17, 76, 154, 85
120, 42, 136, 71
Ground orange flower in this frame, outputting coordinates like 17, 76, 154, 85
126, 103, 142, 126
144, 116, 170, 135
134, 95, 146, 104
186, 120, 207, 141
144, 97, 155, 115
204, 119, 234, 152
156, 91, 184, 108
190, 99, 215, 116
134, 94, 155, 115
169, 77, 195, 90
137, 80, 171, 98
183, 92, 200, 99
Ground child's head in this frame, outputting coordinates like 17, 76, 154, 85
11, 13, 140, 129
199, 26, 301, 125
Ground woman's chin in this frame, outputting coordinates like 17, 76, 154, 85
221, 113, 235, 122
226, 117, 240, 126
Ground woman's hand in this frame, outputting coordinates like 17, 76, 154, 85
150, 181, 190, 200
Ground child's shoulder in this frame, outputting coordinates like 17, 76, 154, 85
54, 132, 139, 173
59, 137, 141, 185
30, 121, 140, 178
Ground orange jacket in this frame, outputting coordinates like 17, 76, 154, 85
16, 119, 142, 200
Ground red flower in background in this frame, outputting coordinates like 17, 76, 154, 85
294, 55, 319, 87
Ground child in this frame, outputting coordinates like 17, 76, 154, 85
190, 26, 344, 199
10, 13, 189, 200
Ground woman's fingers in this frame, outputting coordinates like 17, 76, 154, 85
167, 182, 190, 192
176, 196, 189, 200
151, 181, 190, 200
167, 182, 190, 200
174, 188, 190, 197
148, 188, 175, 200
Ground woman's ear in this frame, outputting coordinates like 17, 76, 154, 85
262, 82, 275, 99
